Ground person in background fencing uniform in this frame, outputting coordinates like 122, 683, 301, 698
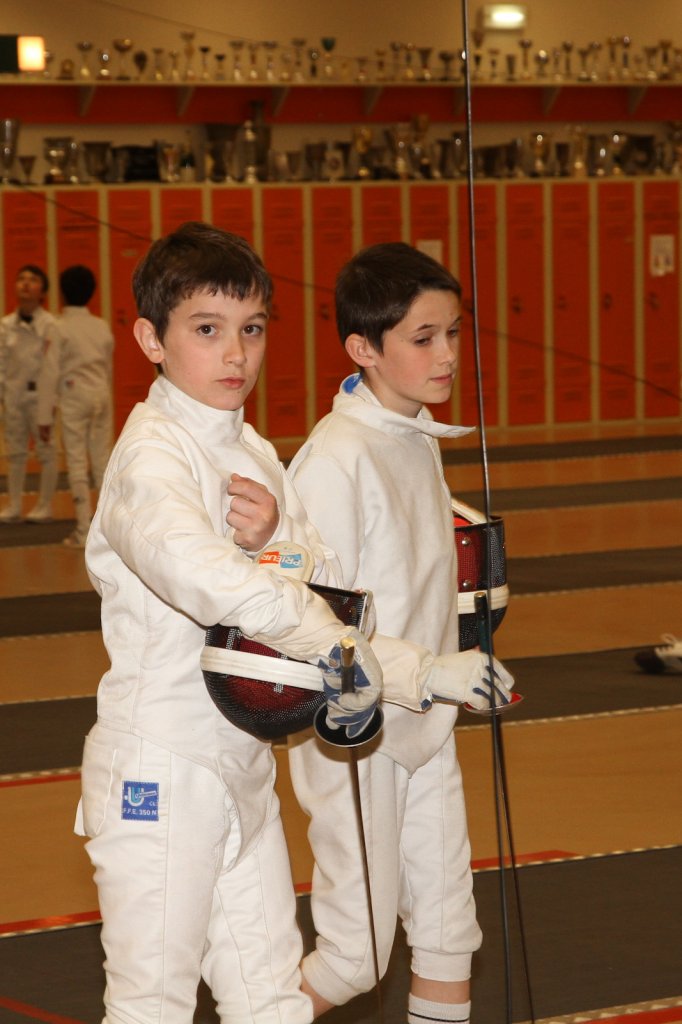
37, 265, 114, 548
288, 243, 515, 1024
0, 265, 59, 523
77, 221, 383, 1024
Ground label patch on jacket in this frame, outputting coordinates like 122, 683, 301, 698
121, 781, 159, 821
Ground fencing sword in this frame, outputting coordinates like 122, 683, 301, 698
459, 0, 536, 1018
314, 636, 385, 1022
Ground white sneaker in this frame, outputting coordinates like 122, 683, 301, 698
62, 529, 87, 549
25, 505, 54, 523
634, 634, 682, 675
0, 505, 22, 523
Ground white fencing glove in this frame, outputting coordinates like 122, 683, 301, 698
425, 649, 515, 711
319, 627, 382, 739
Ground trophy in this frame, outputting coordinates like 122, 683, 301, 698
384, 122, 414, 179
505, 137, 525, 178
133, 50, 148, 80
156, 141, 181, 183
77, 41, 93, 80
230, 40, 245, 82
43, 136, 71, 184
439, 50, 456, 81
417, 47, 433, 81
529, 132, 551, 176
588, 134, 609, 177
198, 46, 211, 81
291, 38, 307, 82
321, 37, 336, 79
518, 39, 533, 80
97, 49, 112, 79
113, 38, 133, 80
18, 154, 36, 185
569, 126, 588, 178
1, 118, 20, 185
66, 139, 81, 184
248, 42, 261, 81
83, 141, 113, 182
610, 131, 628, 175
180, 31, 196, 81
263, 42, 278, 82
352, 126, 373, 180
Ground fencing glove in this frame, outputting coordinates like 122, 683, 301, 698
319, 627, 382, 739
425, 649, 515, 711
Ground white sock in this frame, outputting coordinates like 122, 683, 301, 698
407, 994, 471, 1023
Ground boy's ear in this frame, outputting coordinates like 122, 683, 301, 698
344, 333, 377, 368
134, 318, 164, 366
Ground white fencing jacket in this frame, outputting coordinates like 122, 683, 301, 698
0, 307, 60, 417
85, 375, 343, 852
289, 374, 474, 773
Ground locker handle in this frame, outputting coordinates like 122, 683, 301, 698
510, 295, 522, 314
647, 292, 660, 311
318, 302, 332, 321
602, 293, 612, 310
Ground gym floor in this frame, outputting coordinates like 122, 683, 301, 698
0, 422, 681, 1024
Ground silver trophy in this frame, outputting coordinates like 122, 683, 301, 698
43, 136, 71, 184
1, 119, 20, 185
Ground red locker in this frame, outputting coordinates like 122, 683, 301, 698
552, 183, 591, 423
261, 187, 306, 438
311, 186, 354, 420
597, 182, 636, 420
210, 188, 258, 427
159, 187, 203, 235
642, 181, 680, 419
2, 190, 48, 307
361, 186, 402, 247
210, 188, 254, 243
55, 190, 102, 315
409, 183, 451, 267
108, 189, 154, 433
410, 183, 454, 420
505, 183, 545, 425
457, 183, 499, 426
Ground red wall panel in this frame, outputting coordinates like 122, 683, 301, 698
261, 187, 306, 438
55, 190, 102, 315
361, 186, 402, 246
108, 189, 154, 433
2, 191, 48, 307
311, 186, 354, 420
457, 183, 499, 426
159, 187, 203, 235
552, 183, 591, 422
642, 181, 680, 419
505, 184, 545, 425
597, 183, 636, 420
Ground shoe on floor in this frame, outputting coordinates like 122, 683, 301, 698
0, 506, 22, 523
62, 530, 87, 549
25, 505, 54, 523
634, 634, 682, 675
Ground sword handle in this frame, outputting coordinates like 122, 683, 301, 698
340, 635, 356, 694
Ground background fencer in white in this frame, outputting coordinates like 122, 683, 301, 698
287, 243, 514, 1023
0, 265, 60, 523
78, 223, 384, 1024
37, 265, 114, 548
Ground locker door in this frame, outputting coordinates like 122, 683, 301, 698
210, 188, 254, 243
552, 183, 591, 423
159, 187, 203, 235
361, 185, 402, 246
642, 180, 680, 419
210, 187, 258, 427
597, 182, 636, 420
457, 183, 499, 426
311, 186, 354, 420
261, 187, 306, 438
108, 189, 154, 433
505, 183, 545, 425
411, 183, 454, 419
55, 190, 102, 315
2, 191, 48, 307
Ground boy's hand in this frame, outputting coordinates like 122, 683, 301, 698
425, 649, 514, 711
318, 628, 382, 739
227, 473, 279, 552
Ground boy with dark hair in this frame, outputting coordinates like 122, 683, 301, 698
0, 264, 59, 522
77, 221, 383, 1023
288, 242, 514, 1024
37, 264, 114, 547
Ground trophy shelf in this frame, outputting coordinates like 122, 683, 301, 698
1, 79, 681, 124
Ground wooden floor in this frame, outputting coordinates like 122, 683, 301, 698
1, 422, 681, 1024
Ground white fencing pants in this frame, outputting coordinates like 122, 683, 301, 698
78, 724, 313, 1024
288, 732, 482, 1006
